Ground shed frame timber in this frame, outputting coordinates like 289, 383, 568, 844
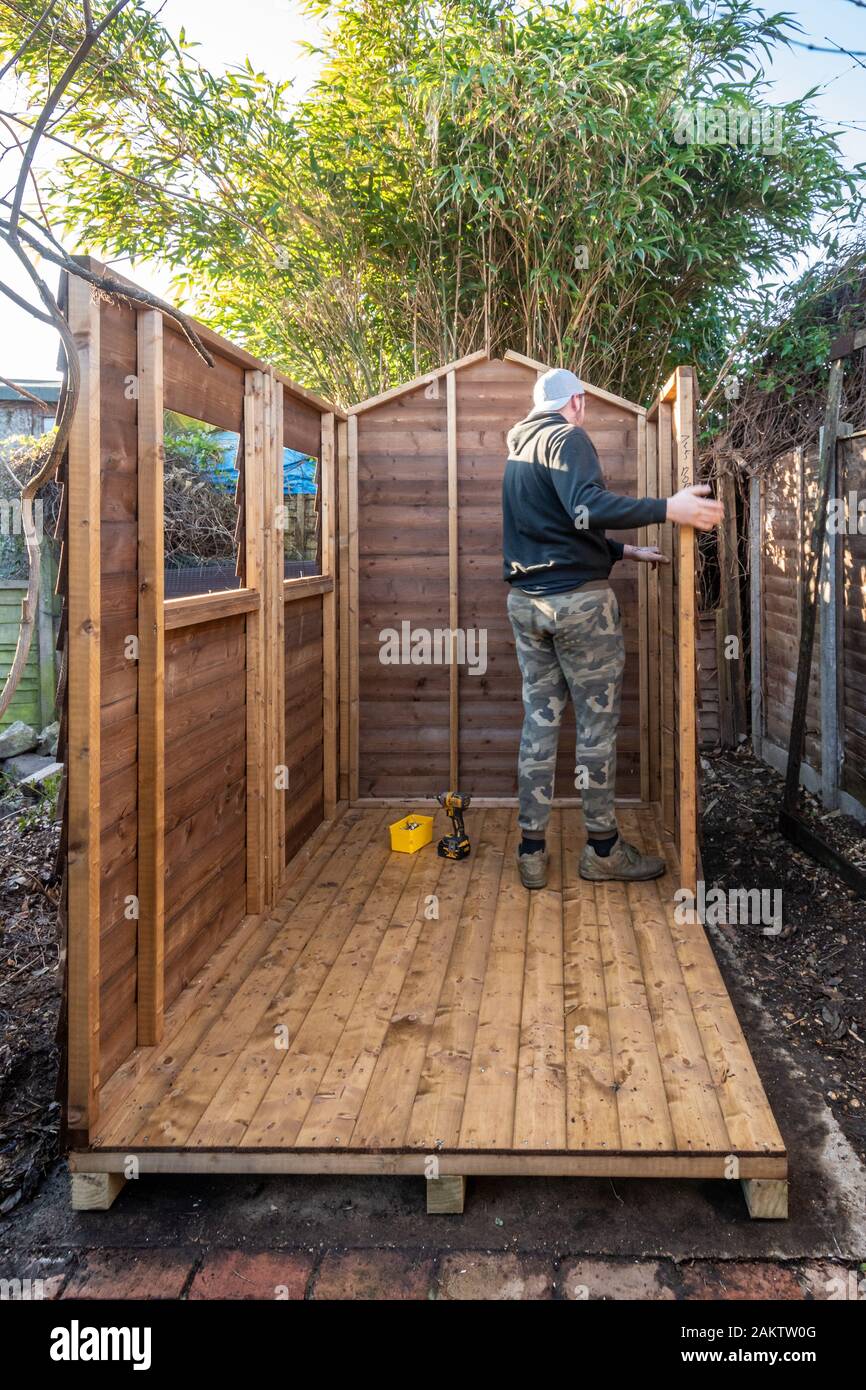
62, 270, 784, 1215
63, 260, 345, 1141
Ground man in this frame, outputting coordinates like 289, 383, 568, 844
503, 367, 723, 889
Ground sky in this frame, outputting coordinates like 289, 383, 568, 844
1, 0, 864, 383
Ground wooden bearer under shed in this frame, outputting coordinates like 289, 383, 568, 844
62, 264, 787, 1217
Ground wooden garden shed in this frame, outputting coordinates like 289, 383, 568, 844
61, 261, 787, 1217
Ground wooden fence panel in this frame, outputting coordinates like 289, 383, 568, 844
753, 437, 866, 821
841, 436, 866, 806
0, 568, 57, 730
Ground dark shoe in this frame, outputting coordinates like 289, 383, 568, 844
517, 848, 548, 889
579, 837, 665, 882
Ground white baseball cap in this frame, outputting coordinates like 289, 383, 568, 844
528, 367, 584, 417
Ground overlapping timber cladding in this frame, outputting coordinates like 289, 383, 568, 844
62, 274, 786, 1217
62, 260, 341, 1158
751, 434, 866, 821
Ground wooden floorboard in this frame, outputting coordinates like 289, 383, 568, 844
405, 809, 508, 1148
513, 810, 567, 1150
561, 813, 620, 1151
458, 816, 531, 1150
89, 805, 786, 1174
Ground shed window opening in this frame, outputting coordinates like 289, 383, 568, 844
163, 411, 242, 598
283, 448, 320, 579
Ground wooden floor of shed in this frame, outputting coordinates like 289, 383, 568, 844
84, 804, 786, 1187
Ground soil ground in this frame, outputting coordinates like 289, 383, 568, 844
700, 748, 866, 1167
0, 781, 61, 1214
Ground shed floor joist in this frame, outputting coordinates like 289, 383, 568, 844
75, 806, 786, 1209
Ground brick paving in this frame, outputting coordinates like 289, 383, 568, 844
0, 1248, 861, 1300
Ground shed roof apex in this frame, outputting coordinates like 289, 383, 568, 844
349, 349, 645, 416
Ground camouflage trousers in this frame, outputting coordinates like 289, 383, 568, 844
507, 583, 625, 837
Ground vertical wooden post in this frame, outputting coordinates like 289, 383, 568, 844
66, 274, 101, 1136
673, 367, 698, 894
321, 413, 338, 818
136, 309, 165, 1045
262, 370, 275, 902
446, 369, 459, 790
636, 413, 650, 803
337, 419, 350, 802
645, 418, 661, 803
820, 429, 846, 810
658, 400, 675, 835
715, 607, 735, 747
717, 470, 747, 742
244, 370, 266, 913
347, 412, 360, 802
749, 474, 764, 760
783, 365, 844, 813
270, 375, 286, 891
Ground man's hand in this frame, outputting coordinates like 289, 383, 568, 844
623, 544, 669, 568
666, 484, 724, 531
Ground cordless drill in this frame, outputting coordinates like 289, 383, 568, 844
437, 791, 471, 860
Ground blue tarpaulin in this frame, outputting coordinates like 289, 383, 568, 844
208, 430, 317, 495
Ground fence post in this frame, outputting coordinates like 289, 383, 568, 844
717, 470, 747, 741
749, 474, 764, 761
783, 362, 843, 812
820, 425, 850, 809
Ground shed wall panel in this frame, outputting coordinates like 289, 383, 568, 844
284, 594, 324, 861
356, 357, 644, 799
163, 613, 247, 1007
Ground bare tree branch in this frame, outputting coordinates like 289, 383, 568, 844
9, 0, 134, 238
0, 215, 215, 365
0, 374, 53, 408
0, 0, 215, 716
0, 0, 59, 82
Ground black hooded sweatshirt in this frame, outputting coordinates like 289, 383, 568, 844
502, 410, 668, 595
